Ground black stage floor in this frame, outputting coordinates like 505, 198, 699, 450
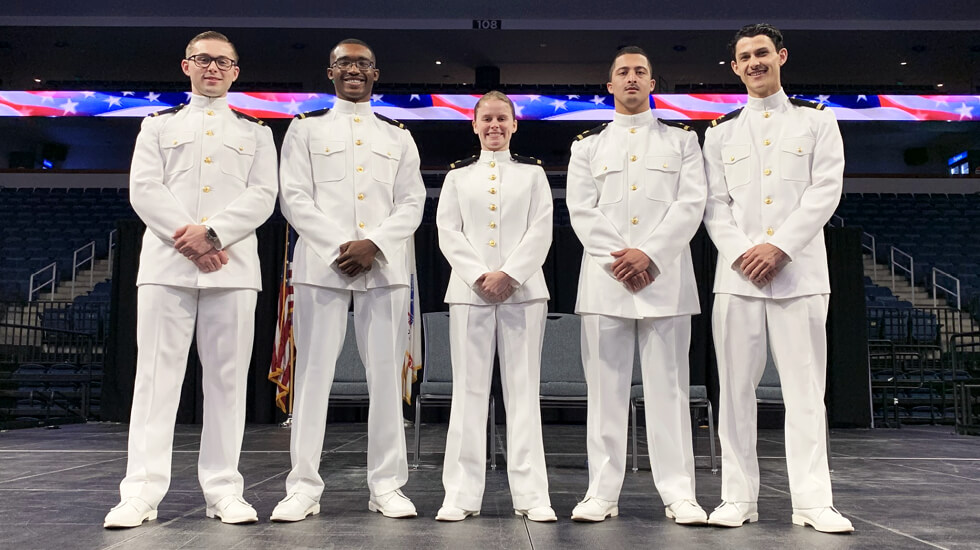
0, 422, 977, 549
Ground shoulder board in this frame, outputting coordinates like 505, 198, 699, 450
789, 97, 826, 110
511, 153, 543, 166
295, 107, 330, 119
449, 155, 478, 170
149, 104, 185, 117
658, 118, 693, 132
375, 113, 406, 129
575, 123, 608, 141
710, 107, 743, 127
232, 109, 266, 126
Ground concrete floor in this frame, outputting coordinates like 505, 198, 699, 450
0, 421, 977, 549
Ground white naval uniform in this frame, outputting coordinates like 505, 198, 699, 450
436, 149, 554, 511
120, 94, 278, 508
279, 98, 425, 500
702, 88, 844, 509
566, 110, 706, 506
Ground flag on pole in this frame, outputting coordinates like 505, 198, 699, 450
268, 226, 295, 414
401, 238, 422, 404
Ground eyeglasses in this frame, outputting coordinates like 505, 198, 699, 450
331, 58, 375, 71
186, 54, 237, 71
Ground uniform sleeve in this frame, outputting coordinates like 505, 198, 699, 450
278, 118, 348, 265
702, 125, 755, 268
499, 166, 554, 285
363, 130, 425, 265
205, 123, 278, 248
566, 137, 628, 272
636, 130, 706, 276
436, 170, 491, 287
767, 110, 844, 260
129, 117, 196, 244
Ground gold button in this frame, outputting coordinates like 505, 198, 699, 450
205, 130, 214, 137
764, 197, 772, 205
797, 147, 803, 153
355, 139, 362, 146
201, 217, 208, 222
488, 240, 496, 247
489, 188, 496, 194
489, 161, 496, 168
172, 139, 178, 145
662, 162, 668, 168
630, 155, 637, 162
602, 165, 607, 171
238, 146, 244, 151
203, 186, 211, 193
489, 204, 497, 211
204, 157, 212, 164
729, 156, 735, 161
356, 166, 364, 173
358, 222, 365, 228
763, 139, 771, 146
766, 227, 774, 236
763, 168, 772, 176
631, 185, 638, 191
387, 151, 392, 157
206, 110, 214, 116
763, 111, 771, 118
324, 146, 330, 152
629, 128, 637, 134
353, 116, 361, 122
489, 221, 496, 229
357, 193, 365, 200
489, 174, 497, 181
631, 217, 639, 225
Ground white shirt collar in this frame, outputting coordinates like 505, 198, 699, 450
746, 88, 788, 112
612, 109, 654, 128
188, 94, 229, 110
479, 149, 510, 164
333, 98, 374, 116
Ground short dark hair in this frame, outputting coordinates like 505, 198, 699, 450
331, 38, 376, 64
186, 31, 237, 61
728, 23, 784, 60
608, 46, 651, 80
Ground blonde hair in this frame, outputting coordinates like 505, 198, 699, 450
473, 90, 516, 119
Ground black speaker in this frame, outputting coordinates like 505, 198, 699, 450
475, 66, 500, 91
903, 147, 929, 166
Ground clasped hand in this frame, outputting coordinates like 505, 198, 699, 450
611, 248, 654, 292
475, 271, 516, 303
336, 239, 379, 277
737, 243, 789, 286
173, 224, 227, 273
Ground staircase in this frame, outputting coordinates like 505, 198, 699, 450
48, 259, 111, 302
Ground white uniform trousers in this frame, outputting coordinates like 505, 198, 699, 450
580, 313, 697, 506
712, 293, 834, 509
286, 283, 410, 499
119, 284, 257, 508
442, 301, 551, 511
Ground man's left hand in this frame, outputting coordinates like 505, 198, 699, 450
173, 224, 212, 259
740, 243, 789, 285
611, 248, 651, 281
336, 239, 379, 277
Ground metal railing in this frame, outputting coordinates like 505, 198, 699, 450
0, 300, 109, 365
932, 268, 962, 310
861, 231, 877, 277
28, 262, 57, 302
890, 246, 914, 305
829, 213, 845, 227
70, 241, 96, 300
107, 228, 118, 274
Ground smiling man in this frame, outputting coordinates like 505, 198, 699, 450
104, 30, 278, 528
565, 46, 707, 525
702, 23, 852, 533
275, 38, 425, 521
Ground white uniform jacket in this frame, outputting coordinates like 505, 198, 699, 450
567, 110, 706, 319
279, 99, 425, 290
437, 150, 554, 305
130, 95, 278, 290
702, 89, 844, 299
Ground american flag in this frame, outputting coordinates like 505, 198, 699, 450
268, 227, 295, 414
401, 240, 422, 404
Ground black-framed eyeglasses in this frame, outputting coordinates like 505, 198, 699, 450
186, 54, 238, 71
331, 58, 375, 71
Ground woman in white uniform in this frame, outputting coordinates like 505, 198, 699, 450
435, 91, 555, 522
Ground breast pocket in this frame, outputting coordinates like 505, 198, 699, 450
371, 143, 401, 185
644, 155, 680, 202
161, 131, 195, 176
721, 144, 751, 193
219, 134, 256, 183
310, 140, 346, 183
591, 157, 624, 204
780, 137, 815, 182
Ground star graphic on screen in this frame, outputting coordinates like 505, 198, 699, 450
410, 94, 421, 101
816, 95, 830, 104
857, 95, 868, 102
566, 95, 580, 100
527, 95, 541, 102
104, 96, 122, 108
513, 103, 525, 117
371, 94, 384, 103
955, 103, 974, 120
81, 91, 96, 99
185, 92, 194, 102
550, 99, 567, 112
121, 91, 134, 96
39, 94, 55, 103
146, 92, 161, 102
286, 99, 300, 115
60, 98, 78, 114
932, 97, 948, 107
591, 95, 606, 106
307, 93, 319, 99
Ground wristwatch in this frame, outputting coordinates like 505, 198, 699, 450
205, 226, 222, 250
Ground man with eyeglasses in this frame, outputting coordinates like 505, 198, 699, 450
275, 38, 425, 521
104, 31, 277, 528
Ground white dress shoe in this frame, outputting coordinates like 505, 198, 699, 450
103, 497, 157, 528
665, 499, 708, 525
792, 506, 854, 533
368, 489, 418, 518
206, 495, 258, 524
570, 497, 618, 522
707, 501, 758, 527
515, 506, 557, 522
435, 506, 479, 521
271, 493, 320, 522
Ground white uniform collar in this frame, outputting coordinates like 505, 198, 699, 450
333, 98, 374, 116
746, 88, 788, 112
612, 109, 654, 128
188, 94, 229, 111
479, 149, 510, 164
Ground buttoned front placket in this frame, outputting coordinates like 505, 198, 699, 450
621, 113, 649, 245
348, 104, 371, 233
746, 93, 787, 242
481, 150, 503, 269
196, 97, 224, 225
